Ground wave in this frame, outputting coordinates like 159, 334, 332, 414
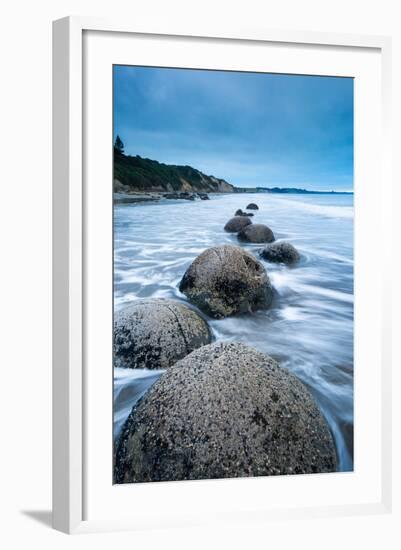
114, 368, 165, 437
270, 196, 353, 219
113, 193, 354, 471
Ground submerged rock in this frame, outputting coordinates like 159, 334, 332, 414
235, 209, 254, 217
224, 216, 252, 233
198, 193, 210, 200
114, 298, 212, 369
114, 341, 337, 483
246, 203, 259, 210
238, 223, 275, 243
179, 192, 196, 200
260, 242, 300, 265
114, 193, 161, 204
179, 245, 273, 318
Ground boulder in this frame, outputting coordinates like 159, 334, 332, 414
235, 209, 254, 217
260, 242, 300, 265
238, 223, 275, 243
246, 203, 259, 210
179, 192, 196, 201
115, 341, 337, 483
224, 216, 252, 233
114, 298, 212, 370
179, 245, 273, 318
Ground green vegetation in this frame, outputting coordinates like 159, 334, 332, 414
114, 135, 125, 156
114, 148, 233, 193
113, 142, 352, 195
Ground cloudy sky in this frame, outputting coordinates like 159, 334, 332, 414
113, 65, 353, 191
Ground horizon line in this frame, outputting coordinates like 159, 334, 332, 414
115, 149, 353, 194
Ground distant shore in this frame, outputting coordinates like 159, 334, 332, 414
114, 189, 353, 204
114, 151, 353, 198
233, 187, 353, 195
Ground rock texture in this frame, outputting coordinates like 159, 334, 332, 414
114, 299, 212, 370
224, 216, 252, 233
246, 203, 259, 210
260, 242, 301, 265
114, 342, 337, 483
179, 245, 273, 318
238, 223, 275, 243
235, 209, 254, 217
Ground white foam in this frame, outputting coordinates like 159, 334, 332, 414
268, 196, 353, 219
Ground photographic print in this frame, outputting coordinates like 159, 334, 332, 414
113, 66, 353, 484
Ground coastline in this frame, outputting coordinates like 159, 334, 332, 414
114, 192, 354, 476
114, 189, 353, 205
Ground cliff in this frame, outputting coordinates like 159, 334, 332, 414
114, 152, 234, 194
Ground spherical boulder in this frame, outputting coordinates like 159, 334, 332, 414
238, 223, 275, 243
114, 298, 212, 370
114, 341, 337, 483
179, 245, 273, 318
246, 203, 259, 210
235, 209, 254, 217
260, 242, 300, 265
224, 216, 252, 233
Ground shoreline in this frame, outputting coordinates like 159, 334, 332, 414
113, 194, 354, 475
114, 190, 353, 205
114, 191, 217, 204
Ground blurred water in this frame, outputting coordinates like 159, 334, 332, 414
114, 193, 354, 471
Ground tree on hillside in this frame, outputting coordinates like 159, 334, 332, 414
114, 135, 124, 156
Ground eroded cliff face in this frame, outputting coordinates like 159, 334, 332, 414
209, 176, 234, 193
114, 152, 235, 193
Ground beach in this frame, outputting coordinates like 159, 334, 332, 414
113, 192, 354, 473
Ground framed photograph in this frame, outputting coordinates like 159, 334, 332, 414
52, 17, 392, 534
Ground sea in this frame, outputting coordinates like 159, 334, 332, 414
113, 192, 354, 472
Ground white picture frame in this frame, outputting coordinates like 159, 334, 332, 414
52, 16, 392, 534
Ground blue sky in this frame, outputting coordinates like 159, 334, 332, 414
114, 66, 353, 191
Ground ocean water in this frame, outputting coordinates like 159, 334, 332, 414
114, 193, 354, 472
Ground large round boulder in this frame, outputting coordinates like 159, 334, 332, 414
114, 298, 212, 370
260, 241, 300, 265
178, 245, 273, 318
224, 216, 252, 233
238, 223, 275, 243
246, 203, 259, 210
115, 342, 337, 483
